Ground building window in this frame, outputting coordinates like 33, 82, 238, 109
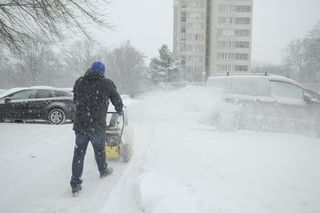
181, 23, 186, 33
186, 44, 204, 52
186, 23, 205, 30
186, 55, 204, 62
181, 1, 187, 8
180, 42, 186, 51
219, 17, 236, 25
181, 33, 186, 41
235, 41, 249, 48
236, 17, 250, 24
186, 66, 204, 73
219, 53, 234, 60
219, 4, 235, 13
219, 53, 249, 60
219, 41, 250, 49
218, 29, 232, 36
187, 1, 205, 8
224, 65, 232, 71
236, 5, 251, 12
217, 64, 233, 71
221, 41, 234, 48
234, 65, 248, 71
218, 29, 250, 37
186, 34, 204, 41
235, 53, 249, 60
235, 30, 250, 36
181, 11, 187, 22
188, 12, 205, 19
219, 17, 251, 25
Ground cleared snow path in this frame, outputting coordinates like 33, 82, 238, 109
0, 123, 129, 212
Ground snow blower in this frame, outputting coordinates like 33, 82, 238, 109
105, 110, 133, 162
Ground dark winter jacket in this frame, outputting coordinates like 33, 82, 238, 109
73, 69, 123, 133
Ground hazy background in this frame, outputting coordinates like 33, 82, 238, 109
94, 0, 320, 64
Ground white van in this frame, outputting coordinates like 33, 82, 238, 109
206, 73, 320, 136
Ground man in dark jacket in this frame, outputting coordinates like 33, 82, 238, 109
70, 61, 123, 194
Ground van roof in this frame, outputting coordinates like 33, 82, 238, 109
207, 73, 305, 89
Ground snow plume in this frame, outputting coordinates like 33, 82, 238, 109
128, 86, 219, 123
132, 85, 320, 137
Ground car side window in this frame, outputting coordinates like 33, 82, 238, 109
34, 90, 53, 98
53, 90, 72, 97
270, 81, 303, 100
8, 90, 32, 100
231, 77, 268, 96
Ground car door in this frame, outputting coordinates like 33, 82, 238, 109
28, 89, 54, 119
269, 80, 315, 134
0, 96, 12, 120
2, 90, 34, 120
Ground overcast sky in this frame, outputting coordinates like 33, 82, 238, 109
95, 0, 320, 65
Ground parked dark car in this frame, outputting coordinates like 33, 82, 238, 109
0, 87, 75, 124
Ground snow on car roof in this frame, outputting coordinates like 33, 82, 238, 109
208, 73, 304, 87
0, 86, 73, 99
30, 86, 72, 91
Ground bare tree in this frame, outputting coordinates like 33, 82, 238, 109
285, 39, 308, 81
106, 41, 148, 95
15, 40, 57, 85
0, 0, 111, 53
62, 39, 103, 76
285, 21, 320, 82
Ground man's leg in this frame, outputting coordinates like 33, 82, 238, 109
70, 131, 90, 188
89, 132, 109, 175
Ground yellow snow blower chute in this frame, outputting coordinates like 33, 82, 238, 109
105, 111, 133, 162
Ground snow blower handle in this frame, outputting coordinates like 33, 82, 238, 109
108, 111, 125, 138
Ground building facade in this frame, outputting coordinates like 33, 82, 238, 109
173, 0, 253, 81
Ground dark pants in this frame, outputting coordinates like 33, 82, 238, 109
70, 131, 107, 188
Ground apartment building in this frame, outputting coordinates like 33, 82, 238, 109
173, 0, 253, 81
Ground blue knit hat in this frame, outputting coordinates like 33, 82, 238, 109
91, 61, 106, 75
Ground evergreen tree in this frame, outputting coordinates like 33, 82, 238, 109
149, 45, 181, 86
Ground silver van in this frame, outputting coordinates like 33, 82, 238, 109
206, 73, 320, 136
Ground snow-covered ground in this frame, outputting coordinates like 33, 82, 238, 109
0, 86, 320, 213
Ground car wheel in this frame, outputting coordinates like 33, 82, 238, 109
48, 108, 66, 124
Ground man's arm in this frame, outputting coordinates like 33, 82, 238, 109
72, 78, 81, 104
108, 80, 124, 114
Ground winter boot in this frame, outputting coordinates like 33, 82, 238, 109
100, 167, 113, 178
71, 184, 82, 195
